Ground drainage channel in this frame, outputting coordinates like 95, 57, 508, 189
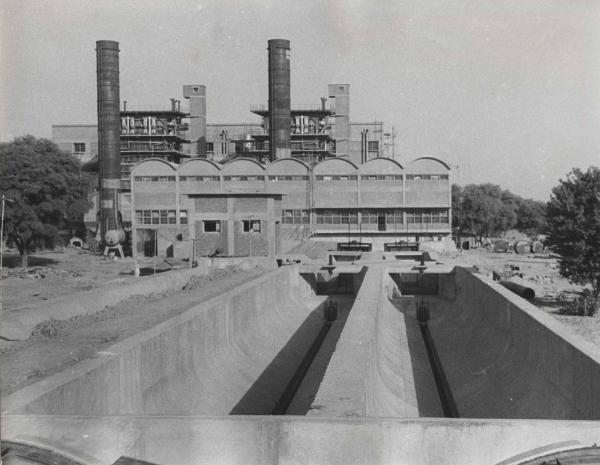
417, 304, 459, 418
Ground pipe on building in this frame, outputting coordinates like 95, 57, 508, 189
268, 39, 291, 161
96, 40, 122, 242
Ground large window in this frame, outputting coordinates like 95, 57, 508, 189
406, 209, 449, 224
315, 210, 358, 224
136, 209, 178, 225
180, 210, 188, 225
242, 220, 261, 233
282, 209, 309, 224
73, 143, 86, 153
203, 220, 221, 232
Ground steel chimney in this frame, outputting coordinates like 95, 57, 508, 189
96, 40, 122, 243
267, 39, 291, 161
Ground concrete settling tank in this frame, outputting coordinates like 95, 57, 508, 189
2, 261, 600, 465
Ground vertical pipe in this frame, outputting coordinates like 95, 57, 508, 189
96, 40, 121, 241
268, 39, 291, 161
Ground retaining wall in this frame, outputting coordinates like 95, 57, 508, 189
2, 266, 324, 416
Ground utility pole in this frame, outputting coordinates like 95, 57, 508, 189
1, 194, 15, 278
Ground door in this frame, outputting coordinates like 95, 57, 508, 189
377, 213, 386, 232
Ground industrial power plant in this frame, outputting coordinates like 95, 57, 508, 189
1, 37, 600, 465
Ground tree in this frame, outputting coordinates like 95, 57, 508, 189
0, 136, 92, 267
546, 167, 600, 296
453, 183, 517, 241
515, 197, 547, 237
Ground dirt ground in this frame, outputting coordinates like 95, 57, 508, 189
0, 248, 269, 395
1, 248, 176, 312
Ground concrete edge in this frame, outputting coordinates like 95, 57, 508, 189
1, 266, 289, 414
461, 267, 600, 364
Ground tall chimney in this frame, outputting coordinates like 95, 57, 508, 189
96, 40, 121, 240
267, 39, 291, 161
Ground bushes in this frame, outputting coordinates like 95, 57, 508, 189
557, 290, 599, 317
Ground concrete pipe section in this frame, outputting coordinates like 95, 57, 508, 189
2, 261, 600, 465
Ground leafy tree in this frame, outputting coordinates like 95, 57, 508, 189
515, 197, 547, 237
453, 183, 517, 240
0, 136, 92, 267
546, 166, 600, 296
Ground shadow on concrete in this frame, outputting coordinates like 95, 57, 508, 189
230, 297, 353, 416
399, 297, 446, 417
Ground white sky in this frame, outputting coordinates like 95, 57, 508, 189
1, 0, 599, 200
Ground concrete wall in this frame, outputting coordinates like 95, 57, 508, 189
2, 267, 325, 416
428, 267, 600, 420
4, 416, 600, 465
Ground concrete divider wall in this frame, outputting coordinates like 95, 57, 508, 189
3, 266, 326, 416
429, 267, 600, 419
309, 265, 440, 417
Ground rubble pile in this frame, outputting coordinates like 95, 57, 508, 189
7, 267, 82, 280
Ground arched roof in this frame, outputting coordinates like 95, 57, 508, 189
313, 157, 358, 175
179, 158, 222, 175
130, 158, 177, 176
267, 158, 310, 175
358, 157, 404, 174
221, 157, 266, 175
405, 156, 451, 173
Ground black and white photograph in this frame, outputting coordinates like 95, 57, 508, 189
1, 1, 599, 464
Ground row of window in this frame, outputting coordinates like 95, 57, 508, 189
135, 210, 188, 224
133, 174, 449, 183
202, 220, 261, 233
223, 175, 265, 181
406, 174, 449, 180
282, 209, 310, 224
134, 176, 176, 183
312, 209, 449, 225
180, 176, 220, 182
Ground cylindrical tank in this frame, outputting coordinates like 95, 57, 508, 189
267, 39, 291, 161
96, 40, 122, 241
105, 229, 126, 247
493, 239, 509, 253
514, 240, 530, 255
531, 240, 544, 254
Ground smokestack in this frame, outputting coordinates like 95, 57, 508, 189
96, 40, 121, 240
267, 39, 291, 161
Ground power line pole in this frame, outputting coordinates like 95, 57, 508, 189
1, 194, 15, 277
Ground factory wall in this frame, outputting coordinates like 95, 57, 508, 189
51, 124, 98, 164
130, 156, 451, 255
